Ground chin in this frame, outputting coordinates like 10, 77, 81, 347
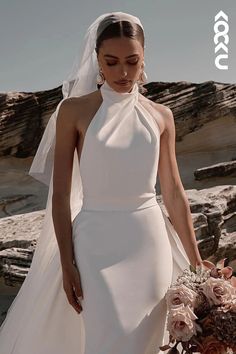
114, 81, 134, 92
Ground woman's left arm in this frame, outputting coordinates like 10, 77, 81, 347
156, 104, 202, 268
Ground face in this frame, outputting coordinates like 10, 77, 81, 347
97, 36, 144, 93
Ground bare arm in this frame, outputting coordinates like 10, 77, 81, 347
52, 99, 78, 271
157, 105, 202, 267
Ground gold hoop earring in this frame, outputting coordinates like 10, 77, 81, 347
96, 68, 105, 85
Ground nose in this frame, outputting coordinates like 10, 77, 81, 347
120, 65, 128, 78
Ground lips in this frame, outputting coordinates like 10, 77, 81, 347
115, 80, 130, 85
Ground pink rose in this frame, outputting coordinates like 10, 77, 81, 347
166, 304, 198, 342
230, 276, 236, 289
201, 277, 235, 306
165, 284, 198, 310
221, 295, 236, 312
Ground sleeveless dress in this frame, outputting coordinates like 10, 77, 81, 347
0, 80, 190, 354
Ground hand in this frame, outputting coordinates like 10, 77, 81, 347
190, 259, 214, 272
62, 263, 84, 314
194, 259, 215, 269
200, 259, 216, 270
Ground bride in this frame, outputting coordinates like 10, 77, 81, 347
0, 11, 204, 354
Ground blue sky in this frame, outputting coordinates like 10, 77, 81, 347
0, 0, 235, 93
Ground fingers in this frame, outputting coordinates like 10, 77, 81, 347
62, 265, 84, 314
67, 287, 83, 314
73, 266, 84, 300
74, 265, 84, 292
74, 283, 84, 300
63, 282, 83, 314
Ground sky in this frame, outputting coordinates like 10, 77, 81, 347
0, 0, 235, 93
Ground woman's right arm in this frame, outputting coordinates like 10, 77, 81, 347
52, 99, 77, 270
52, 99, 84, 313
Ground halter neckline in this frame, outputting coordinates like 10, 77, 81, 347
100, 80, 139, 104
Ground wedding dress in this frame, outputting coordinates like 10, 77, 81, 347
0, 79, 190, 354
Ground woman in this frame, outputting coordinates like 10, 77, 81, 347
0, 12, 203, 354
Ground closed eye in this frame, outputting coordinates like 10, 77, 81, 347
107, 61, 139, 66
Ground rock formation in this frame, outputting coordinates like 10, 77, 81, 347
0, 86, 62, 157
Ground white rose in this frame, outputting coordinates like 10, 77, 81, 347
167, 304, 198, 342
201, 277, 235, 306
165, 284, 198, 310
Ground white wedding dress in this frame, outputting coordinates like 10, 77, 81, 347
0, 80, 189, 354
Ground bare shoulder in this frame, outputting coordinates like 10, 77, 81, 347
138, 93, 174, 136
151, 101, 175, 136
57, 90, 102, 133
58, 90, 99, 116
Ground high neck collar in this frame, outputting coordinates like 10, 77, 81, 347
100, 80, 139, 104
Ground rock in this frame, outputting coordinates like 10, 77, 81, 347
146, 81, 236, 190
0, 86, 62, 158
158, 185, 236, 268
0, 248, 34, 286
194, 160, 236, 180
0, 210, 44, 286
143, 81, 236, 143
208, 231, 236, 270
0, 276, 20, 326
0, 210, 44, 249
0, 156, 48, 217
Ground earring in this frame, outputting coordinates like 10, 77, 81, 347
137, 62, 148, 84
138, 70, 148, 84
96, 68, 105, 85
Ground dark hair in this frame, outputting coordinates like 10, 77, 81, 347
95, 19, 145, 55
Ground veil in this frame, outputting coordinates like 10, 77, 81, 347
0, 11, 189, 351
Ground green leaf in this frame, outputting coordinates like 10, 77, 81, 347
189, 264, 196, 273
159, 344, 171, 351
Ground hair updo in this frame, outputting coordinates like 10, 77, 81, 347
95, 17, 145, 55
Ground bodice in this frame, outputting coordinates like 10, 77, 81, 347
79, 80, 160, 211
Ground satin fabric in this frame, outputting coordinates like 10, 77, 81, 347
0, 80, 189, 354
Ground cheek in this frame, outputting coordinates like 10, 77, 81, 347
103, 66, 118, 75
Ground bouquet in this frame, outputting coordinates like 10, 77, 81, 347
160, 258, 236, 354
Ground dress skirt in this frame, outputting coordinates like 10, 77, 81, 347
72, 202, 173, 354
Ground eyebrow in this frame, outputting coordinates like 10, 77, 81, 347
103, 54, 140, 59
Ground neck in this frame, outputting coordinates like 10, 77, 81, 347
108, 79, 138, 91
